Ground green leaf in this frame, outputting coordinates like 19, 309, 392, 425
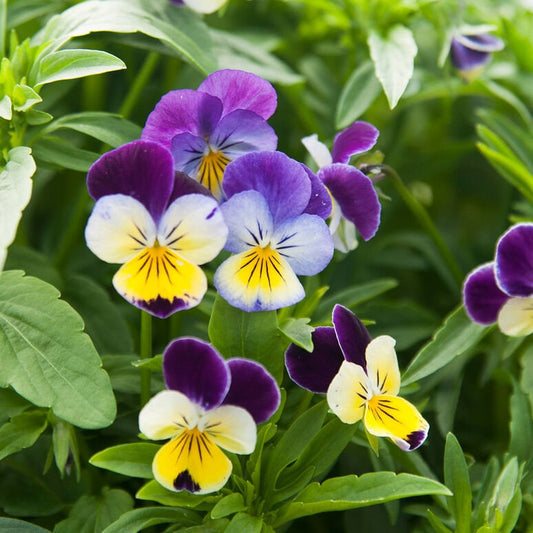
336, 61, 382, 129
0, 94, 12, 120
402, 306, 488, 386
0, 271, 116, 429
520, 343, 533, 416
43, 112, 141, 149
32, 137, 99, 172
136, 480, 220, 509
0, 411, 48, 461
102, 507, 200, 533
278, 318, 314, 352
509, 378, 533, 462
0, 388, 30, 424
208, 294, 287, 381
0, 517, 50, 532
274, 472, 451, 526
62, 274, 134, 355
486, 458, 521, 530
0, 147, 35, 271
444, 433, 472, 533
90, 443, 160, 479
224, 513, 263, 533
368, 25, 417, 109
54, 488, 134, 533
426, 510, 453, 533
210, 493, 246, 519
12, 84, 42, 112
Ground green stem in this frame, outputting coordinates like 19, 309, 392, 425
380, 164, 464, 290
119, 52, 160, 119
140, 311, 153, 407
0, 0, 6, 59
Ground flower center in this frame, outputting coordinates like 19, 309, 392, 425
198, 149, 232, 199
236, 244, 287, 291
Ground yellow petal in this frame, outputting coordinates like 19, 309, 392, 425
364, 395, 429, 451
196, 150, 231, 199
152, 428, 232, 494
365, 335, 401, 396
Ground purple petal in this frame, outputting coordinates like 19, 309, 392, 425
222, 359, 280, 423
198, 69, 277, 120
223, 151, 311, 225
142, 90, 222, 150
450, 35, 498, 71
171, 133, 208, 177
302, 165, 332, 219
285, 327, 345, 393
463, 262, 509, 325
168, 171, 212, 204
210, 109, 278, 156
163, 338, 230, 410
87, 140, 173, 223
454, 33, 504, 53
495, 223, 533, 297
319, 164, 381, 241
331, 121, 379, 164
332, 304, 371, 369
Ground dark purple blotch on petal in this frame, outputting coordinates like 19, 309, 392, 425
223, 359, 280, 423
405, 430, 428, 451
332, 304, 371, 369
131, 294, 197, 320
319, 164, 381, 241
495, 223, 533, 297
163, 338, 230, 410
174, 470, 200, 493
331, 121, 379, 164
87, 140, 174, 223
285, 327, 345, 393
463, 262, 508, 325
168, 171, 213, 204
301, 165, 332, 220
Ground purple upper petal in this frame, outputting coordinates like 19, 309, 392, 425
198, 69, 277, 120
87, 140, 174, 223
302, 165, 332, 219
332, 304, 371, 369
168, 171, 213, 204
450, 37, 491, 71
319, 164, 381, 241
142, 90, 222, 150
463, 262, 509, 325
222, 359, 280, 423
285, 327, 345, 393
331, 121, 379, 164
163, 338, 230, 410
223, 151, 312, 225
495, 223, 533, 297
454, 33, 504, 53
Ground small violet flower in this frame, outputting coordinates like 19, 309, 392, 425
450, 28, 504, 80
285, 305, 429, 451
463, 223, 533, 336
85, 140, 228, 318
139, 338, 280, 494
302, 121, 381, 253
170, 0, 227, 14
142, 69, 278, 199
213, 150, 334, 312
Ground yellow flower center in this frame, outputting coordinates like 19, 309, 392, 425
198, 149, 232, 199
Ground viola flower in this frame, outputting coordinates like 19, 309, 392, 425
85, 140, 228, 318
213, 151, 334, 312
302, 121, 381, 252
450, 28, 504, 80
139, 337, 280, 494
170, 0, 227, 14
285, 305, 429, 451
463, 223, 533, 336
142, 69, 278, 199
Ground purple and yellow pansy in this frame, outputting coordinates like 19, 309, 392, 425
463, 223, 533, 336
285, 305, 429, 451
302, 121, 381, 253
142, 69, 278, 200
139, 338, 280, 494
213, 150, 334, 312
84, 140, 228, 318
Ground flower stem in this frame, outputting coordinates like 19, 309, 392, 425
119, 52, 160, 119
379, 164, 464, 291
140, 310, 153, 407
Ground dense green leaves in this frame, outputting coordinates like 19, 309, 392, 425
0, 271, 116, 428
102, 507, 200, 533
0, 411, 48, 461
90, 443, 160, 479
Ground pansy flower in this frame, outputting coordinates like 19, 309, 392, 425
464, 223, 533, 336
142, 69, 278, 199
302, 121, 381, 252
139, 337, 280, 494
213, 150, 334, 312
449, 28, 504, 80
285, 305, 429, 451
85, 140, 228, 318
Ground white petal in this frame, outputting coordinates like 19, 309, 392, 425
199, 404, 256, 454
332, 218, 359, 253
158, 194, 228, 265
365, 335, 401, 396
302, 134, 333, 168
139, 390, 200, 440
85, 194, 156, 263
497, 297, 533, 336
182, 0, 227, 13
